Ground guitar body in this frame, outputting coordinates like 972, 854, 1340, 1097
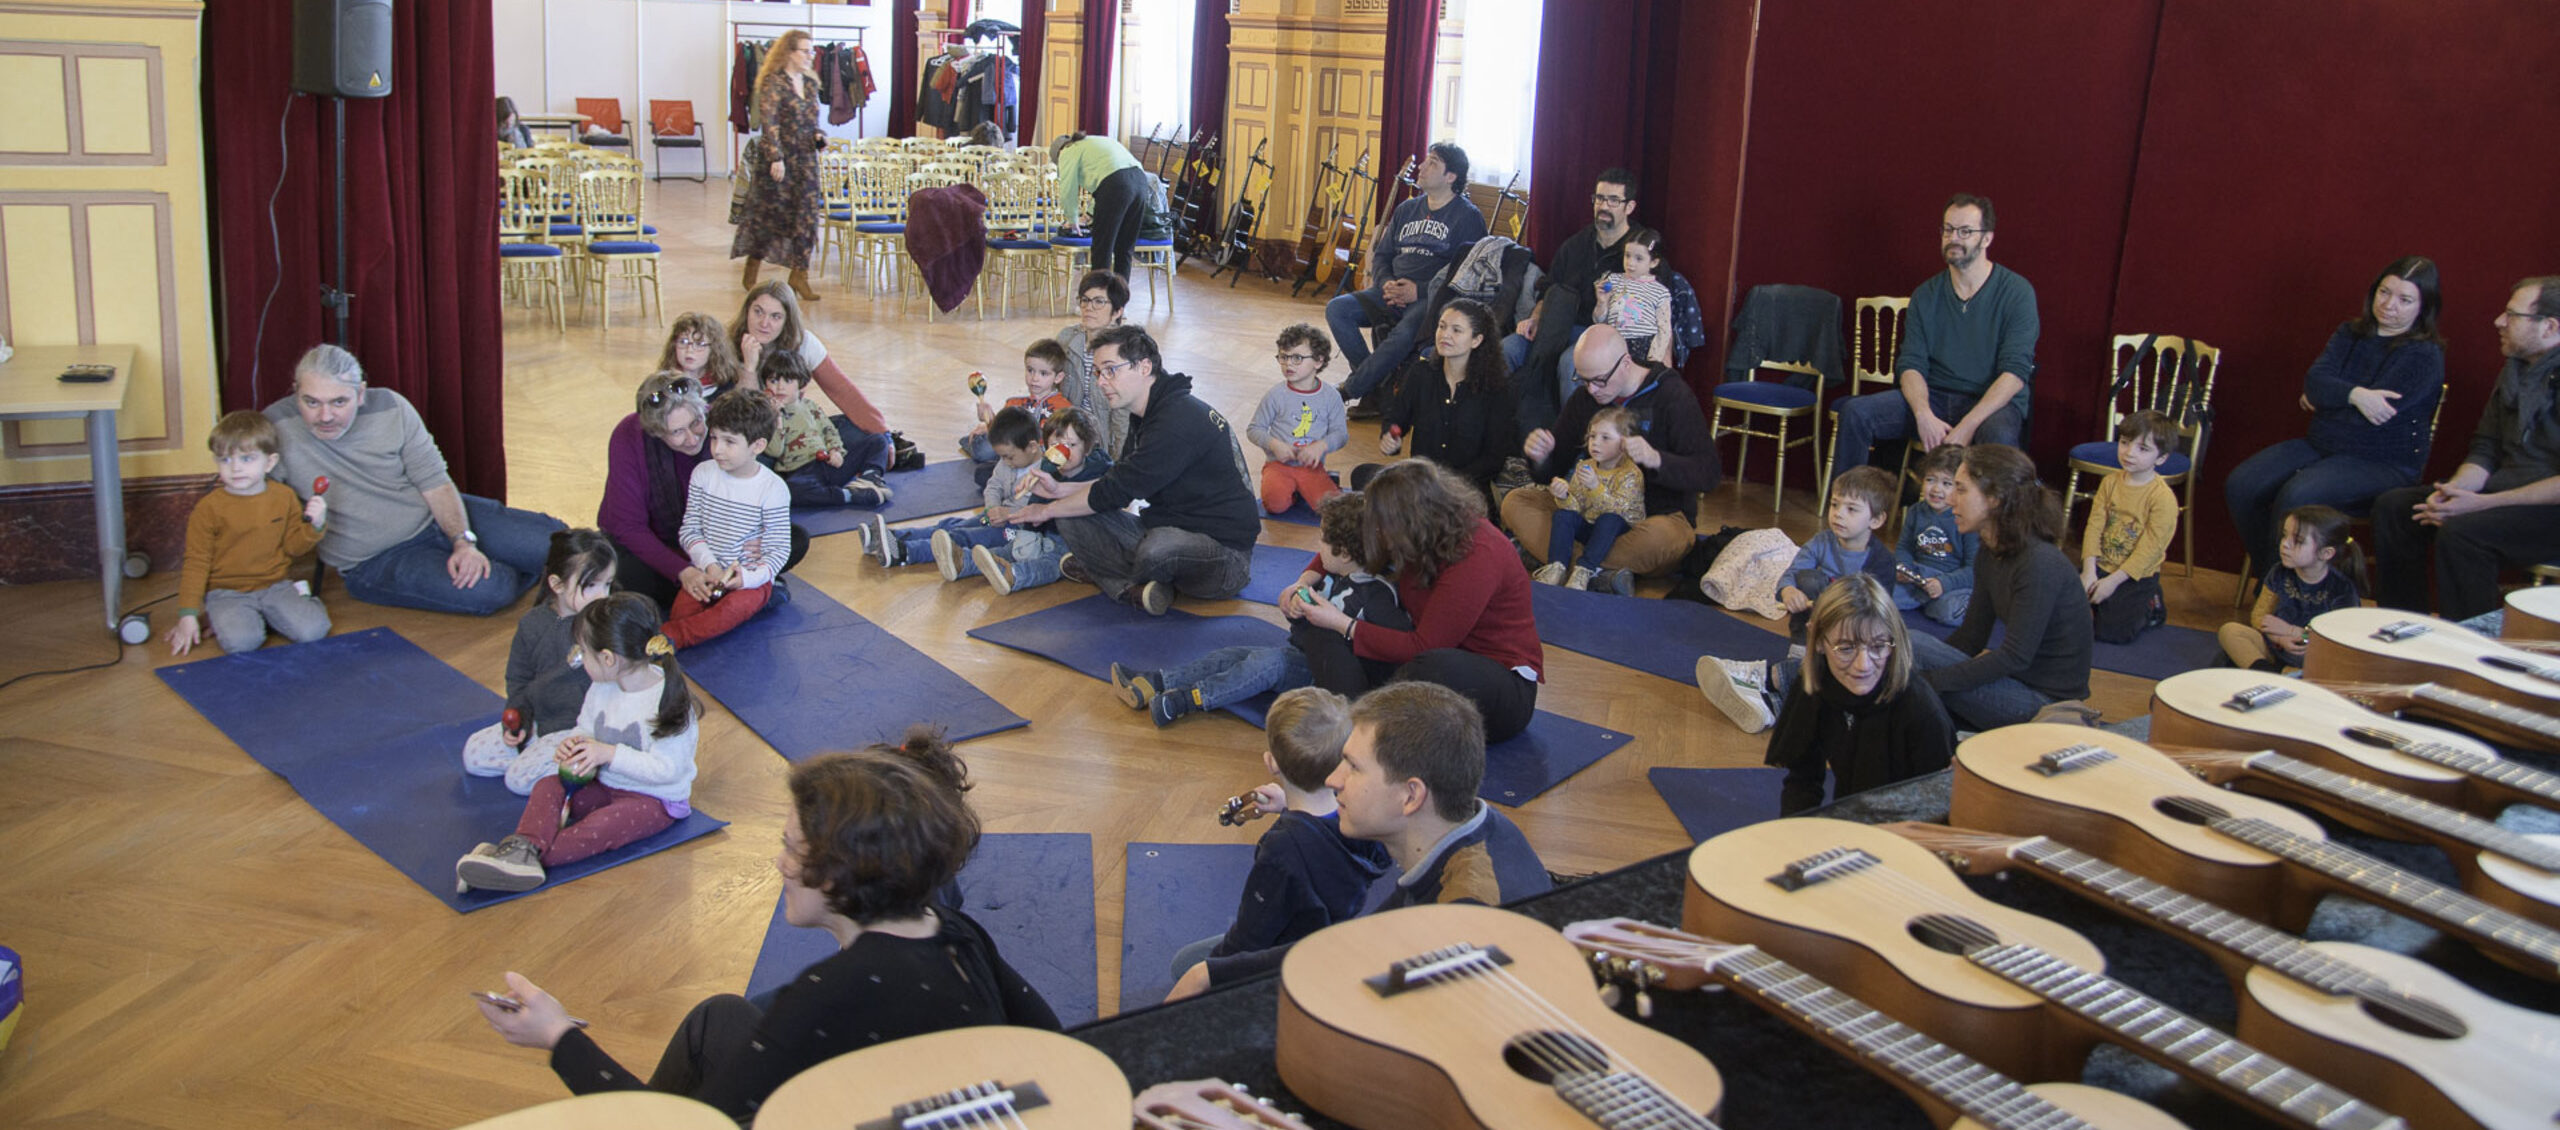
1275, 903, 1723, 1130
1681, 818, 2106, 1084
2305, 608, 2560, 748
2506, 585, 2560, 643
753, 1026, 1132, 1130
2239, 941, 2560, 1130
1951, 723, 2329, 930
2150, 669, 2483, 813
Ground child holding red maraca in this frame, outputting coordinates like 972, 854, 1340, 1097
456, 593, 700, 894
461, 530, 619, 794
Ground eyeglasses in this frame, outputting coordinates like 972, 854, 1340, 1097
1274, 353, 1317, 365
1076, 295, 1114, 307
1939, 225, 1984, 239
1591, 193, 1628, 206
1825, 641, 1895, 663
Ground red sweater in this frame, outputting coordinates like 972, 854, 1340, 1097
1317, 518, 1544, 679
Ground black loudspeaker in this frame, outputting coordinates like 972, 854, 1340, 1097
292, 0, 393, 99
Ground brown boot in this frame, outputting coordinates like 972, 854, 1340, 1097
741, 257, 762, 289
787, 268, 821, 302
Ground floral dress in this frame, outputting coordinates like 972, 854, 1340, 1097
730, 72, 822, 269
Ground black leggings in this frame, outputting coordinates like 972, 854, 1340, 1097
1087, 165, 1150, 281
1291, 619, 1539, 742
611, 525, 811, 612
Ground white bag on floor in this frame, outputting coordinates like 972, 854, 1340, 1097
1698, 527, 1798, 620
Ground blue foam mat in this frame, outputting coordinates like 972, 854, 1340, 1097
684, 580, 1027, 760
1904, 613, 2224, 682
967, 595, 1632, 804
1531, 585, 1792, 683
795, 459, 988, 536
1646, 766, 1787, 843
1119, 842, 1255, 1012
746, 832, 1098, 1025
157, 628, 727, 912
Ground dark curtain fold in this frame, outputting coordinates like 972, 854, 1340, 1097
204, 0, 506, 498
1188, 0, 1228, 139
1373, 0, 1435, 221
1077, 0, 1117, 135
1017, 2, 1045, 146
1524, 0, 1678, 255
890, 0, 920, 137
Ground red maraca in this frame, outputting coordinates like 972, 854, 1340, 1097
312, 475, 330, 496
501, 707, 525, 749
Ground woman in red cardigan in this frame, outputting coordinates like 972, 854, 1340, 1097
1285, 460, 1543, 741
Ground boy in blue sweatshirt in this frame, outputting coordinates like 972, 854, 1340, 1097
1781, 465, 1901, 640
1165, 687, 1393, 981
1894, 444, 1978, 625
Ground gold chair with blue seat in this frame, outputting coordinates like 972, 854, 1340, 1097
2061, 333, 2222, 578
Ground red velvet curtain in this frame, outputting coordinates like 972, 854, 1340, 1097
1077, 0, 1117, 135
890, 0, 920, 137
1373, 0, 1435, 221
204, 0, 507, 497
1188, 0, 1228, 139
1017, 3, 1045, 145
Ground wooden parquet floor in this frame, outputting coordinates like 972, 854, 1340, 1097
0, 179, 2246, 1127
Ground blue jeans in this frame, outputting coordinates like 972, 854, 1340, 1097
2221, 437, 2414, 576
1829, 387, 2027, 482
1160, 643, 1313, 712
1325, 287, 1400, 369
1547, 511, 1631, 569
338, 495, 563, 615
1909, 630, 2057, 730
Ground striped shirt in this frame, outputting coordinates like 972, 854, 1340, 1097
679, 461, 792, 588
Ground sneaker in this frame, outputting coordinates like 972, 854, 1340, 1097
1566, 566, 1595, 590
931, 529, 964, 582
1138, 580, 1174, 616
1696, 656, 1776, 734
1059, 553, 1090, 585
865, 514, 895, 566
455, 834, 546, 893
975, 546, 1014, 595
1151, 683, 1203, 727
1110, 662, 1162, 710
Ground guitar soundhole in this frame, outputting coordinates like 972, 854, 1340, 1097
2357, 993, 2467, 1041
1500, 1031, 1608, 1083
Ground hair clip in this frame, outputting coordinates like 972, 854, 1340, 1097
645, 634, 674, 658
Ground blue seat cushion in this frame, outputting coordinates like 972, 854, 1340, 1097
547, 223, 585, 237
988, 238, 1052, 250
586, 240, 661, 254
1714, 382, 1816, 410
500, 242, 564, 258
2068, 440, 2190, 478
855, 222, 906, 234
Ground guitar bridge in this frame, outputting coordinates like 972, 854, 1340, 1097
2223, 685, 2294, 712
1364, 943, 1512, 997
2029, 744, 2117, 776
859, 1081, 1051, 1130
2371, 619, 2431, 643
1768, 847, 1881, 891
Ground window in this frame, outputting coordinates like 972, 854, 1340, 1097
1122, 0, 1198, 138
1447, 0, 1539, 183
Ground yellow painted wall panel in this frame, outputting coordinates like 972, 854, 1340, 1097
77, 56, 152, 154
3, 203, 78, 342
0, 55, 69, 153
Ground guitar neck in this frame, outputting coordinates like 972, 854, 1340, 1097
1709, 947, 2097, 1130
1968, 942, 2402, 1130
2011, 840, 2394, 996
2246, 752, 2560, 872
2413, 684, 2560, 744
2207, 813, 2560, 970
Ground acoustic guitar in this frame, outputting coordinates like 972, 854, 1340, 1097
2506, 585, 2560, 643
1274, 902, 1725, 1129
2303, 608, 2560, 750
2149, 668, 2560, 817
1950, 724, 2560, 980
1133, 1079, 1307, 1130
1562, 918, 2194, 1130
1682, 818, 2379, 1127
750, 1025, 1132, 1130
1895, 822, 2558, 1130
2161, 744, 2560, 932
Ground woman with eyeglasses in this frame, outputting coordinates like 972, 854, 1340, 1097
600, 372, 809, 609
1350, 298, 1519, 501
1762, 575, 1951, 815
1059, 269, 1132, 457
655, 313, 744, 398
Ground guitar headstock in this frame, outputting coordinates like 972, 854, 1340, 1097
1874, 822, 2029, 876
1134, 1079, 1306, 1130
1559, 918, 1734, 992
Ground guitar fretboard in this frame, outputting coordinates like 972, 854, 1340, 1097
1970, 943, 2405, 1130
2247, 753, 2560, 873
2204, 813, 2560, 971
1713, 948, 2098, 1130
2413, 684, 2560, 745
